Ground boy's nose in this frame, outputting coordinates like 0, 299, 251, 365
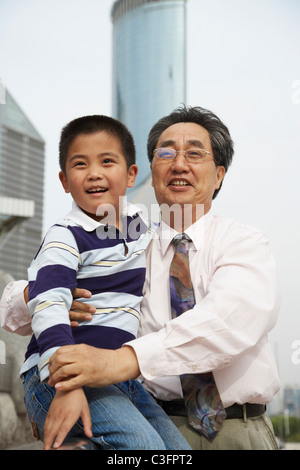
88, 167, 103, 179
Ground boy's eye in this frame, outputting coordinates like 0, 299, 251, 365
102, 158, 114, 164
74, 161, 86, 167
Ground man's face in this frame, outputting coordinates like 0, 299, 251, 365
151, 122, 225, 219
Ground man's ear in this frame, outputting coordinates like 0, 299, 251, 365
127, 164, 138, 188
215, 166, 225, 190
59, 171, 70, 193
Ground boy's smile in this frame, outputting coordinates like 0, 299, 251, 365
59, 131, 137, 226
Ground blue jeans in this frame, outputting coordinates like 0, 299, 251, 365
22, 366, 191, 450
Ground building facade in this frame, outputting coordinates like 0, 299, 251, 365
0, 89, 45, 280
111, 0, 187, 200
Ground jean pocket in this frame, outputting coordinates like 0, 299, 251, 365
23, 366, 40, 397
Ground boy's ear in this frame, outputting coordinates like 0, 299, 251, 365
150, 163, 153, 187
127, 164, 138, 188
59, 171, 70, 193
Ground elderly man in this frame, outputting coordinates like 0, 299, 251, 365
1, 106, 280, 450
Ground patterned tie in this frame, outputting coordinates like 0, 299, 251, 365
169, 234, 226, 440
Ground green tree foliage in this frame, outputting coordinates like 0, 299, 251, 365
271, 415, 300, 442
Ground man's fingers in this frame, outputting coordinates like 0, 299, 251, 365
55, 375, 82, 392
23, 285, 29, 304
71, 301, 95, 314
69, 306, 94, 323
70, 289, 96, 324
48, 347, 74, 381
72, 288, 92, 299
49, 345, 76, 366
48, 363, 76, 386
49, 363, 83, 390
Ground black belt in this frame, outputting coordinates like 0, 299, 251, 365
157, 399, 266, 420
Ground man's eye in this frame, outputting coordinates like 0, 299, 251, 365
186, 150, 205, 161
188, 151, 203, 157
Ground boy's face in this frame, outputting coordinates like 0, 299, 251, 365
59, 131, 138, 225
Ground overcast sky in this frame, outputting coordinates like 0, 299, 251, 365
1, 0, 300, 389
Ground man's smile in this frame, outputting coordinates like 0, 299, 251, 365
168, 178, 191, 187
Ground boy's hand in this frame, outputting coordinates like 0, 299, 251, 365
69, 288, 96, 327
43, 388, 93, 450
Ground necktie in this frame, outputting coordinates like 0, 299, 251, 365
169, 234, 226, 440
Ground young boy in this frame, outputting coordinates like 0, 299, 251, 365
20, 115, 190, 451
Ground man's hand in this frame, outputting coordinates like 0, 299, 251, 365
23, 285, 29, 304
43, 388, 92, 450
69, 288, 96, 327
48, 344, 140, 391
23, 286, 96, 327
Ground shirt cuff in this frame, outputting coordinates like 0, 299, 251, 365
126, 330, 171, 381
38, 347, 60, 382
0, 280, 32, 336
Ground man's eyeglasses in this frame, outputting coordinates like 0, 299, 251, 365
154, 148, 214, 163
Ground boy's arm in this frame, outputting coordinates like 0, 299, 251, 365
28, 225, 81, 381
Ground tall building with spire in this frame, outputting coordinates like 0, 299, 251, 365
111, 0, 187, 210
0, 89, 45, 280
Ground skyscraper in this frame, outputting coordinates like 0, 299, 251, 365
0, 89, 45, 280
111, 0, 187, 208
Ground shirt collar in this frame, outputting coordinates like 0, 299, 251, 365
64, 200, 143, 232
159, 210, 213, 255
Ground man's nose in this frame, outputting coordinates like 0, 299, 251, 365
171, 151, 190, 171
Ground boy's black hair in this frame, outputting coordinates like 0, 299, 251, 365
59, 115, 136, 173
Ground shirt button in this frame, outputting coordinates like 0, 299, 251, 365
150, 368, 156, 376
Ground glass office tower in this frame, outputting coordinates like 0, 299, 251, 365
0, 89, 45, 280
111, 0, 187, 194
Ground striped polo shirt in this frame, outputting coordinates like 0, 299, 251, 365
20, 201, 157, 382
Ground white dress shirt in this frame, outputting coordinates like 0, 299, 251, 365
0, 210, 281, 408
0, 280, 31, 336
128, 211, 281, 407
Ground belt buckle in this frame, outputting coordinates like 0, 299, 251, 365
242, 404, 247, 423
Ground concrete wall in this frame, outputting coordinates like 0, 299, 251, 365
0, 318, 36, 448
